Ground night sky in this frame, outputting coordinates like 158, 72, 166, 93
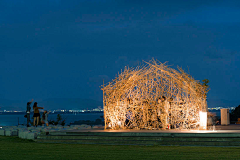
1, 0, 240, 105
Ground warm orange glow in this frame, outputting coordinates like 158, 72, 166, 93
102, 59, 208, 130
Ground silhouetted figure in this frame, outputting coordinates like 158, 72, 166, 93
26, 99, 33, 127
41, 110, 50, 127
33, 102, 44, 127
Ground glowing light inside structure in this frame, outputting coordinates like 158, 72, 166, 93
199, 111, 207, 130
102, 59, 209, 130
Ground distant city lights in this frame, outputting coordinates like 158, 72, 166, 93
0, 106, 235, 113
208, 107, 236, 111
0, 107, 104, 113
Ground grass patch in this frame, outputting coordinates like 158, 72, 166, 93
0, 136, 240, 160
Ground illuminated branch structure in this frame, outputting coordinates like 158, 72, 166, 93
102, 59, 208, 130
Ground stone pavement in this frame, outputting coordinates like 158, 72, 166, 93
1, 124, 240, 140
0, 124, 103, 140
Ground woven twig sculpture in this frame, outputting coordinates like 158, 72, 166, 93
102, 59, 208, 130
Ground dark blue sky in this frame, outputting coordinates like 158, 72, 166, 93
1, 0, 240, 103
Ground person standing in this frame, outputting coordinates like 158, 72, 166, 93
33, 102, 44, 127
41, 110, 51, 127
26, 99, 33, 127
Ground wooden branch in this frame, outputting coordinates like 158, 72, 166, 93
102, 59, 208, 130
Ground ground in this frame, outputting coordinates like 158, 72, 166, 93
1, 136, 240, 160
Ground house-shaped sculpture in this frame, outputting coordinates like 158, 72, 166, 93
102, 59, 208, 130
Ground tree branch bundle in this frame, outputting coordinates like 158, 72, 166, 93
102, 59, 208, 130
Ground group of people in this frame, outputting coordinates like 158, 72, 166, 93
26, 99, 50, 127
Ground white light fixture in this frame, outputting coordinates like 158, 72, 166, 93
199, 111, 207, 130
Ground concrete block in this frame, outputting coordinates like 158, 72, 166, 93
92, 125, 104, 129
40, 128, 49, 132
80, 124, 89, 127
5, 129, 18, 136
7, 127, 14, 130
26, 132, 38, 140
92, 126, 98, 129
17, 125, 26, 129
70, 125, 92, 129
12, 130, 18, 136
84, 126, 91, 129
18, 131, 24, 139
18, 130, 30, 139
0, 129, 5, 136
18, 131, 23, 138
34, 127, 43, 131
60, 128, 67, 131
42, 127, 52, 130
18, 128, 27, 131
70, 126, 78, 129
30, 129, 42, 135
5, 130, 11, 136
47, 129, 56, 133
51, 125, 63, 129
64, 126, 70, 129
64, 128, 74, 131
27, 127, 36, 131
98, 125, 104, 129
70, 125, 81, 128
51, 125, 58, 129
57, 126, 63, 129
52, 128, 61, 131
78, 125, 91, 129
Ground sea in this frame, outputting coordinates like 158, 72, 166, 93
0, 112, 103, 126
